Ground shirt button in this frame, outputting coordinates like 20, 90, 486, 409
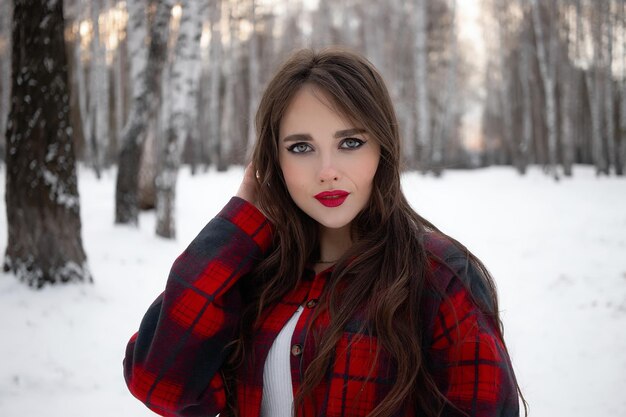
306, 299, 318, 309
291, 344, 303, 356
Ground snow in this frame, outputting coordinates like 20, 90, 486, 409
40, 167, 79, 211
0, 165, 625, 417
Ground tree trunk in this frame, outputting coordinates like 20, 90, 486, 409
586, 0, 608, 175
431, 0, 457, 176
603, 1, 616, 174
155, 0, 204, 238
207, 0, 222, 169
115, 0, 172, 225
560, 2, 575, 177
530, 0, 559, 179
495, 0, 517, 170
246, 0, 260, 159
4, 0, 91, 287
414, 0, 431, 172
88, 0, 109, 178
0, 1, 11, 163
112, 0, 126, 164
219, 1, 238, 171
138, 114, 158, 210
616, 0, 626, 175
520, 21, 533, 174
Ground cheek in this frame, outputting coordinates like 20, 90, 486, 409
279, 159, 304, 196
358, 153, 380, 189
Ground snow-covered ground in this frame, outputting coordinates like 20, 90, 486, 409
0, 165, 625, 417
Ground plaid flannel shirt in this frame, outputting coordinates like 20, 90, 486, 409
124, 197, 520, 417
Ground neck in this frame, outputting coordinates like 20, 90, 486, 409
318, 224, 352, 264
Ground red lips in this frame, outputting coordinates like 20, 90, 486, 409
314, 190, 349, 207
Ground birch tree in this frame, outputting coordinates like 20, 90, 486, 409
495, 0, 518, 170
431, 0, 458, 175
414, 0, 431, 171
111, 0, 127, 161
390, 2, 414, 168
88, 0, 109, 178
246, 0, 261, 157
559, 1, 575, 176
206, 0, 222, 169
115, 0, 173, 224
519, 15, 534, 174
530, 0, 559, 179
4, 0, 91, 287
219, 0, 240, 170
603, 1, 617, 174
585, 1, 608, 174
155, 0, 204, 238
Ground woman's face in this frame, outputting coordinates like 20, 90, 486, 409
278, 85, 380, 230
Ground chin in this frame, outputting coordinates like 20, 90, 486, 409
313, 216, 354, 230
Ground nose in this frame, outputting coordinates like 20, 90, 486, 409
318, 155, 340, 183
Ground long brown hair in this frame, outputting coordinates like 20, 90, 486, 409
227, 48, 527, 417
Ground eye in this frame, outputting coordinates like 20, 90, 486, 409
287, 142, 313, 153
340, 138, 365, 149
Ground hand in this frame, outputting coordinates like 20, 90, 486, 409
236, 163, 259, 206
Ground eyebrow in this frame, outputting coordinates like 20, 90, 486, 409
282, 128, 367, 143
334, 128, 366, 138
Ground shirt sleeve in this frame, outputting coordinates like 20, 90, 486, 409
123, 197, 273, 417
428, 270, 520, 417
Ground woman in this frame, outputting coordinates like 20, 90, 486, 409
124, 48, 526, 417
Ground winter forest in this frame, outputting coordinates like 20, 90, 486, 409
1, 1, 626, 416
0, 0, 625, 286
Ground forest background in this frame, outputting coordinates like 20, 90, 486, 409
0, 0, 625, 415
0, 0, 625, 266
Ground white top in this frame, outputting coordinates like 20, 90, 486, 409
260, 305, 304, 417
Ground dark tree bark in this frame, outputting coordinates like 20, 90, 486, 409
0, 1, 11, 164
114, 0, 172, 225
4, 0, 91, 287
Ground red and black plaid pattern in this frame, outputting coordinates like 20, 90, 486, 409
124, 198, 520, 417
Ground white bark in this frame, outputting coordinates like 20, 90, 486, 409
88, 0, 109, 177
125, 0, 148, 106
530, 0, 559, 179
115, 0, 173, 224
414, 0, 431, 171
73, 1, 91, 164
112, 0, 125, 159
156, 0, 204, 238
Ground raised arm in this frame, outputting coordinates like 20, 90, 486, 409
123, 197, 272, 416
